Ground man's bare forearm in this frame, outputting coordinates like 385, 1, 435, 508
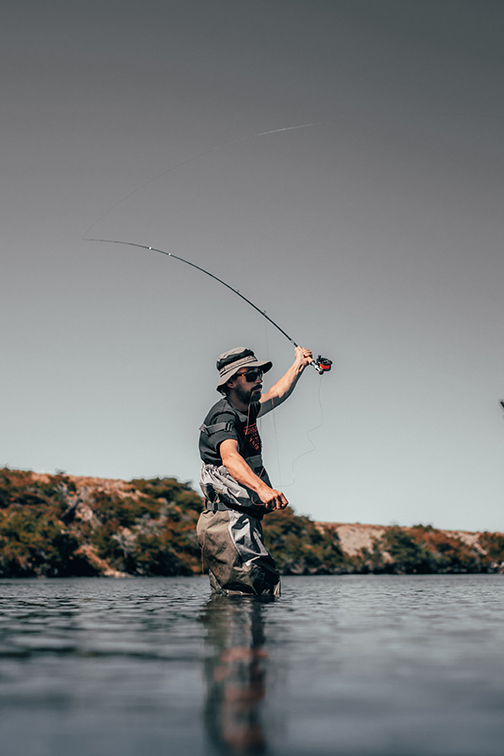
221, 448, 270, 496
267, 361, 304, 403
220, 439, 288, 510
260, 346, 312, 413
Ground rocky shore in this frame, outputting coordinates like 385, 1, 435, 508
323, 521, 484, 559
1, 468, 503, 577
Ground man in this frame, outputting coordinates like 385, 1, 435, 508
197, 345, 313, 596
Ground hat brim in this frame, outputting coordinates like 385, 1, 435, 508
217, 358, 272, 389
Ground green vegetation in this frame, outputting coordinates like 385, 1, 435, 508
352, 524, 503, 574
263, 507, 346, 574
1, 468, 503, 577
0, 469, 201, 577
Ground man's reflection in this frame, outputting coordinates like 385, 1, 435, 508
200, 595, 273, 755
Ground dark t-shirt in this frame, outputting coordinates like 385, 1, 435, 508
199, 397, 262, 466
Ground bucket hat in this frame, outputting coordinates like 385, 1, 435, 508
216, 347, 272, 390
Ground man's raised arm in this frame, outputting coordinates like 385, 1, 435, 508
259, 346, 312, 416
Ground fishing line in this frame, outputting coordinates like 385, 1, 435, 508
280, 376, 326, 490
258, 316, 283, 488
257, 314, 327, 493
82, 122, 322, 240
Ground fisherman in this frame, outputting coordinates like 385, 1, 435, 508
197, 345, 313, 596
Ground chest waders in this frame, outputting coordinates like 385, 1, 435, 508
197, 420, 281, 596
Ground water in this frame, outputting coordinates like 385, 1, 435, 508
0, 575, 503, 756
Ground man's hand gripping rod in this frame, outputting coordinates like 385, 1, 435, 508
86, 239, 332, 374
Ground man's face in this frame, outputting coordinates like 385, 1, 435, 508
230, 369, 263, 405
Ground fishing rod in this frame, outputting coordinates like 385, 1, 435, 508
86, 238, 332, 375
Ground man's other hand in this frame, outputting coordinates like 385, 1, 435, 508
259, 487, 289, 511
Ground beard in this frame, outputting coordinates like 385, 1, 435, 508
234, 383, 261, 405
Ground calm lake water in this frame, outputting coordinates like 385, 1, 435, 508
0, 574, 503, 756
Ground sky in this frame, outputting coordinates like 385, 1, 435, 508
1, 0, 503, 532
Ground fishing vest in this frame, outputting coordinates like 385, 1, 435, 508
199, 398, 271, 516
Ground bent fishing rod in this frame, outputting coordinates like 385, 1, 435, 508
86, 238, 332, 375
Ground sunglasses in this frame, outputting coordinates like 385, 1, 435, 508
236, 369, 263, 383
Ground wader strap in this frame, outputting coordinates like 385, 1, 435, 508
204, 497, 264, 521
204, 499, 230, 512
199, 419, 235, 435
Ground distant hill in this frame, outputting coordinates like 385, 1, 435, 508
1, 468, 503, 578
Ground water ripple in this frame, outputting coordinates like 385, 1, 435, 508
0, 575, 503, 756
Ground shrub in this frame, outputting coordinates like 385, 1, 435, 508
264, 507, 346, 574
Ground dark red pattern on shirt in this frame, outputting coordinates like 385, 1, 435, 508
244, 422, 262, 454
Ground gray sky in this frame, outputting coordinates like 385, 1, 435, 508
2, 1, 503, 531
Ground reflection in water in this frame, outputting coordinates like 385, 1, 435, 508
2, 576, 504, 756
200, 595, 273, 755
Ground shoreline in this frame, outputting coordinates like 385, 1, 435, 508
1, 468, 503, 577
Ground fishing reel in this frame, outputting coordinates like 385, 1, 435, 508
312, 356, 332, 375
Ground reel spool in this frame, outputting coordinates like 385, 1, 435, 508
313, 356, 332, 375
